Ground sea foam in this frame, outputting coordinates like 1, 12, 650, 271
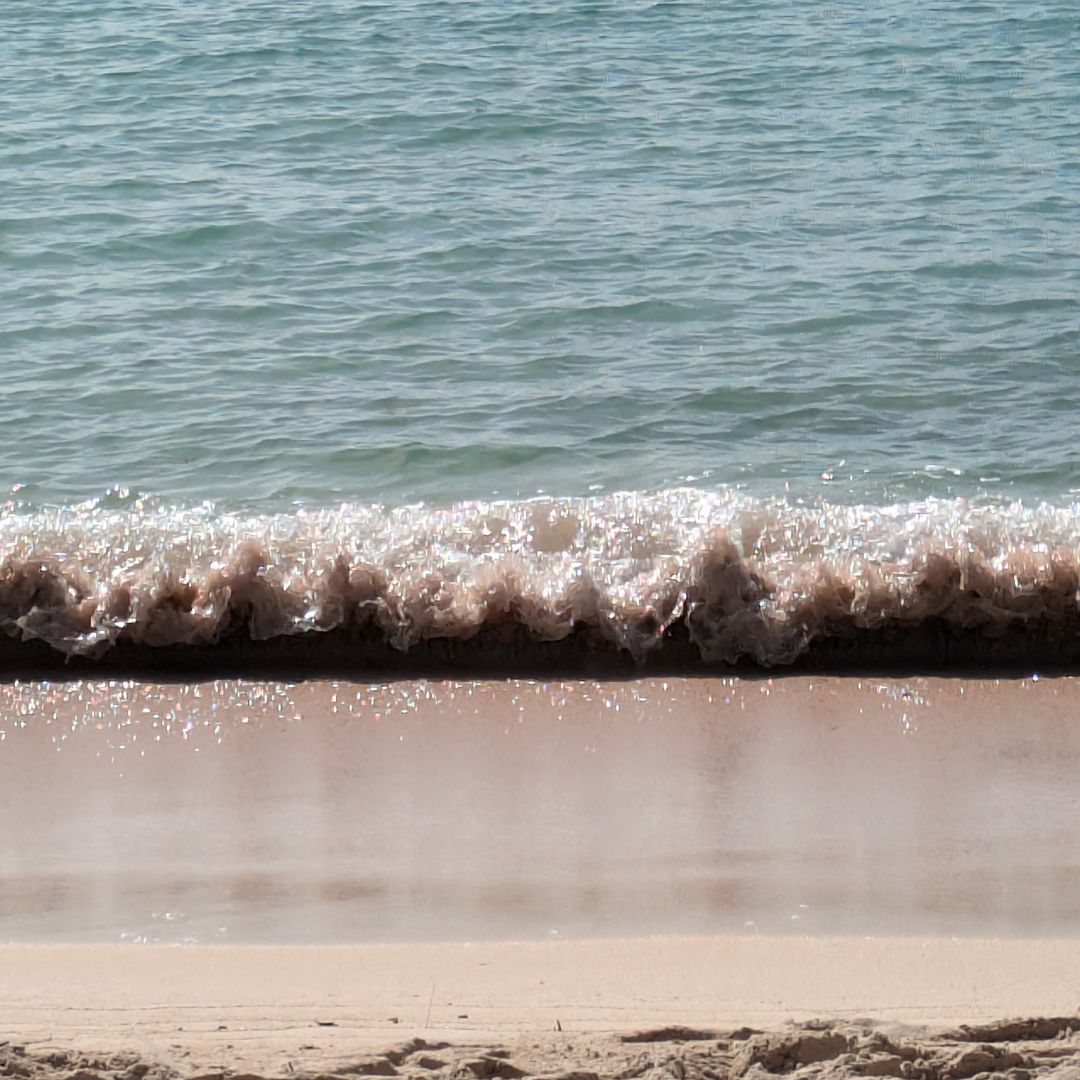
2, 489, 1079, 668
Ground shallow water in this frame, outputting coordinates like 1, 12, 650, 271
2, 0, 1079, 509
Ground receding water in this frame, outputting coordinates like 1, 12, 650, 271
3, 0, 1078, 510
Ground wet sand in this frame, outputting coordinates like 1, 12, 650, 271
3, 675, 1080, 941
4, 675, 1080, 1076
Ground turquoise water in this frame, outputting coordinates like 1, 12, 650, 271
3, 0, 1078, 511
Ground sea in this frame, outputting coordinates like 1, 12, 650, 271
2, 0, 1079, 668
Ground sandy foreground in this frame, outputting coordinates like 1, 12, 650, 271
4, 676, 1080, 1078
5, 937, 1080, 1080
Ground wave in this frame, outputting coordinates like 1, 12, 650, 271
2, 489, 1080, 672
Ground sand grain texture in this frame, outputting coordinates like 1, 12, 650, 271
4, 940, 1080, 1080
8, 1019, 1080, 1080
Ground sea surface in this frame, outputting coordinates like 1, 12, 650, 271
1, 0, 1079, 665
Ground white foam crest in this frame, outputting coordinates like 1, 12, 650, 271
1, 489, 1079, 663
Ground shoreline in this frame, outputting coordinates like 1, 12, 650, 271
5, 937, 1080, 1078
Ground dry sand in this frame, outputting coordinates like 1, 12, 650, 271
4, 938, 1080, 1079
4, 676, 1080, 1078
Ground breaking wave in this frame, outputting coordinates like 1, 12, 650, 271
2, 488, 1080, 670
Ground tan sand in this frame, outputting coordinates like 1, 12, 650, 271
4, 937, 1080, 1078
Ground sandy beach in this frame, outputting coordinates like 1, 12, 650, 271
4, 675, 1080, 1077
5, 937, 1080, 1079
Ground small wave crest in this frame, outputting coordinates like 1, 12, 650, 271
2, 489, 1080, 669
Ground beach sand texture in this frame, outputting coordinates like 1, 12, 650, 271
4, 938, 1080, 1080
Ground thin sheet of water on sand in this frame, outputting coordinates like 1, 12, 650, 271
1, 675, 1078, 943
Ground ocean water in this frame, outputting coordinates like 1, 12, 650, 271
2, 0, 1079, 665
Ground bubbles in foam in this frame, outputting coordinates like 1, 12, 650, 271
0, 488, 1079, 665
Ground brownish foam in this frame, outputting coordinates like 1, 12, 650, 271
4, 492, 1080, 673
